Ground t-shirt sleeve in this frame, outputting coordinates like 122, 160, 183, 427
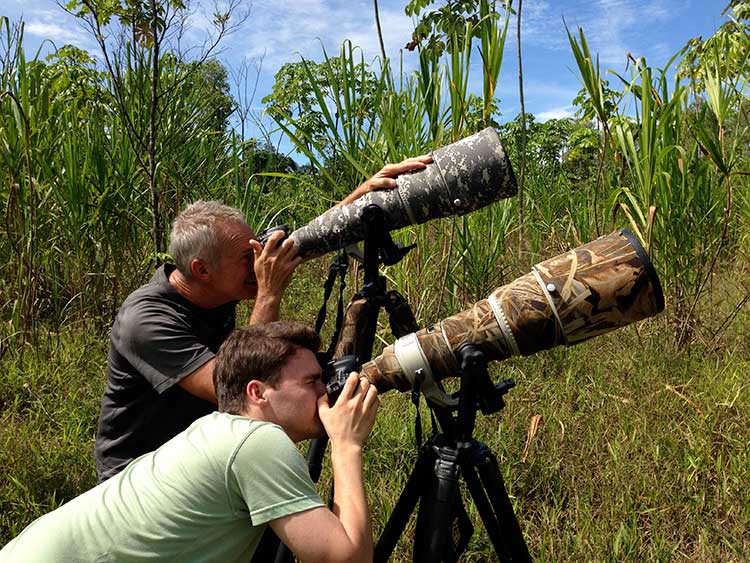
114, 298, 215, 393
227, 424, 324, 526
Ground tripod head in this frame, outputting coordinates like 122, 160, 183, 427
455, 343, 515, 416
357, 203, 416, 295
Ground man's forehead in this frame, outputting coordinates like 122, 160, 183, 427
278, 348, 322, 380
213, 224, 254, 265
218, 219, 255, 242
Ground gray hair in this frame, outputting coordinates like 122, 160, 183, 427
169, 200, 246, 277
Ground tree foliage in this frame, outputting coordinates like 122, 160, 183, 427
405, 0, 511, 58
677, 0, 750, 91
262, 51, 380, 162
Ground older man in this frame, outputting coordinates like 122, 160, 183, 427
95, 157, 430, 481
1, 322, 379, 562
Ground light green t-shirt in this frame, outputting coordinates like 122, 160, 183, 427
0, 412, 324, 562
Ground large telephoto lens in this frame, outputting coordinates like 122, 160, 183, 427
289, 128, 517, 258
359, 230, 665, 394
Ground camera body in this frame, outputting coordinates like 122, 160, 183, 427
257, 224, 290, 247
324, 355, 360, 403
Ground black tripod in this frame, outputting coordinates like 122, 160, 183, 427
272, 204, 419, 563
304, 203, 422, 485
274, 204, 532, 562
374, 343, 531, 562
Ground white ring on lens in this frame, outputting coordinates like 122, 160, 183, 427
532, 266, 568, 345
488, 293, 520, 357
393, 333, 458, 408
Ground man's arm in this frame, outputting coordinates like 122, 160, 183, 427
270, 374, 379, 562
337, 154, 433, 207
176, 359, 217, 403
248, 231, 303, 324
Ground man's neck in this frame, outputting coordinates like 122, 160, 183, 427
240, 407, 270, 426
168, 268, 222, 309
240, 407, 301, 442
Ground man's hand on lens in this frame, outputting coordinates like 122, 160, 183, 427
361, 154, 434, 192
338, 154, 434, 206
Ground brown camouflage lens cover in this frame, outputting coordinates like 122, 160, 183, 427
360, 230, 664, 392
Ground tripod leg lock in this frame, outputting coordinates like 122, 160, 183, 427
431, 445, 460, 500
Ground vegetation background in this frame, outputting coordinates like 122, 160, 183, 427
1, 0, 749, 560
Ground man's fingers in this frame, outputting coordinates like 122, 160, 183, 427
257, 233, 298, 264
358, 154, 435, 196
399, 155, 431, 166
363, 384, 379, 411
317, 392, 331, 413
249, 239, 263, 255
278, 237, 299, 259
356, 376, 370, 397
382, 155, 433, 175
340, 372, 360, 397
268, 230, 286, 243
369, 177, 397, 191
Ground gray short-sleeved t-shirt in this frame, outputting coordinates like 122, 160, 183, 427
95, 264, 236, 480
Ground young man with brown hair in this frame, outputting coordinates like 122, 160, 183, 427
1, 321, 379, 562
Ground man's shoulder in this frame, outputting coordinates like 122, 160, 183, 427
192, 414, 297, 466
220, 415, 323, 526
227, 418, 304, 475
187, 413, 280, 442
122, 265, 180, 307
200, 413, 287, 449
115, 267, 190, 326
168, 415, 295, 477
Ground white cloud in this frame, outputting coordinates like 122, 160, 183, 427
537, 106, 576, 121
22, 9, 95, 51
2, 3, 97, 52
221, 0, 421, 87
24, 22, 80, 44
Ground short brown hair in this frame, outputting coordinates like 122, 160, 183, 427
214, 322, 321, 415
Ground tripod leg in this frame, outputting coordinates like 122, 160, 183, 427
413, 446, 462, 563
374, 448, 434, 563
470, 445, 532, 562
461, 462, 515, 560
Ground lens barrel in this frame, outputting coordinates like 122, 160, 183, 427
289, 128, 517, 258
360, 230, 665, 394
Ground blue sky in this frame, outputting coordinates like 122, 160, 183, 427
3, 0, 730, 139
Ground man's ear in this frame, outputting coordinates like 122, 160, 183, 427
245, 380, 267, 405
190, 258, 211, 281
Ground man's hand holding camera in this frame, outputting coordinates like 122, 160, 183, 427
319, 372, 379, 452
298, 372, 378, 562
249, 229, 303, 323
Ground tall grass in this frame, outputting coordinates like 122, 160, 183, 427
566, 26, 749, 343
2, 3, 750, 560
0, 17, 299, 342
